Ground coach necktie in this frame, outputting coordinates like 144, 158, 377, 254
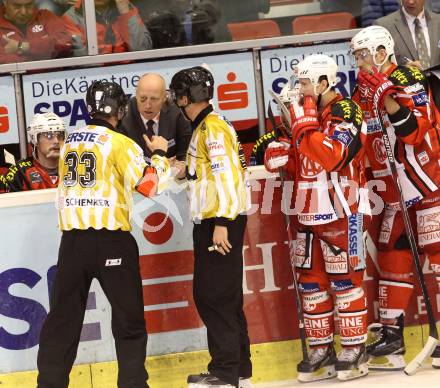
145, 119, 155, 140
414, 17, 430, 68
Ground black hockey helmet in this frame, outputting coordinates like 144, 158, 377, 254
169, 66, 214, 103
86, 80, 128, 118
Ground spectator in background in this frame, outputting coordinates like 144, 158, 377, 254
6, 112, 66, 191
374, 0, 440, 68
134, 0, 221, 46
120, 73, 191, 179
0, 0, 72, 63
320, 0, 363, 25
145, 10, 185, 48
362, 0, 399, 27
63, 0, 151, 55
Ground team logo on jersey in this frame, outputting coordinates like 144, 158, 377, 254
294, 236, 312, 269
366, 117, 381, 133
372, 138, 387, 164
332, 128, 353, 147
298, 282, 320, 293
404, 83, 423, 94
300, 155, 323, 177
207, 140, 226, 158
105, 258, 122, 266
29, 171, 42, 184
417, 208, 440, 247
330, 279, 354, 292
412, 91, 428, 106
211, 161, 225, 174
321, 241, 348, 274
378, 209, 397, 244
32, 24, 44, 33
97, 133, 109, 145
417, 150, 430, 166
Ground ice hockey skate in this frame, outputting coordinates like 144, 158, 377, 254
366, 314, 406, 370
335, 344, 369, 380
296, 345, 337, 383
432, 345, 440, 369
187, 372, 235, 387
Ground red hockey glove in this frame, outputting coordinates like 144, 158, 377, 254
264, 138, 290, 173
290, 96, 319, 141
357, 68, 395, 109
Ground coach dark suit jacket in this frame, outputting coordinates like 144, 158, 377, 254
120, 97, 191, 161
375, 8, 440, 67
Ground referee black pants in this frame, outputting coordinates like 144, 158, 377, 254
37, 229, 148, 388
192, 215, 252, 387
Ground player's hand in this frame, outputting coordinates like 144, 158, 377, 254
2, 35, 19, 54
170, 157, 186, 179
212, 225, 231, 256
144, 134, 168, 154
357, 68, 395, 109
290, 96, 319, 139
264, 138, 290, 173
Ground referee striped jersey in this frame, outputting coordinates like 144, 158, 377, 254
186, 106, 250, 222
57, 119, 170, 231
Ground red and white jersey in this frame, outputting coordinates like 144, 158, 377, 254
5, 157, 59, 192
353, 64, 440, 206
288, 95, 369, 226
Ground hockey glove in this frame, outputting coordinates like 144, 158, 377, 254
290, 96, 319, 142
264, 138, 290, 173
357, 69, 395, 110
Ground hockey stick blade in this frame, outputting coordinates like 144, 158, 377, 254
404, 336, 439, 375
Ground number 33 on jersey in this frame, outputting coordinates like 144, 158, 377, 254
57, 123, 169, 231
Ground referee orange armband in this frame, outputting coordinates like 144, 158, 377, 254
135, 166, 158, 197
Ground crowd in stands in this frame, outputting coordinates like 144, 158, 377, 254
1, 0, 439, 65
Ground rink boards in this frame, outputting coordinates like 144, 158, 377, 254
0, 167, 439, 387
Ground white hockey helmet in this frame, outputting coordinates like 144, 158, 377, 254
350, 26, 396, 66
295, 54, 338, 95
27, 112, 66, 145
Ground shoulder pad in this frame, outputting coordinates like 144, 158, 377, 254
331, 98, 363, 127
389, 66, 426, 87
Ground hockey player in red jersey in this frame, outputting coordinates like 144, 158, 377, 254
6, 112, 66, 191
351, 25, 440, 370
264, 54, 371, 382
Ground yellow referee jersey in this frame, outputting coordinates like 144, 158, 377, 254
57, 122, 170, 231
186, 107, 250, 222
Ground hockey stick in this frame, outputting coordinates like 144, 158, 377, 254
375, 108, 439, 375
267, 101, 309, 363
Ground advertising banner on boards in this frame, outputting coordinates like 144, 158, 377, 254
260, 42, 356, 111
0, 76, 19, 146
1, 178, 438, 373
22, 52, 257, 133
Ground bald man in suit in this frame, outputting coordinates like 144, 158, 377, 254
120, 73, 191, 178
375, 0, 440, 68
